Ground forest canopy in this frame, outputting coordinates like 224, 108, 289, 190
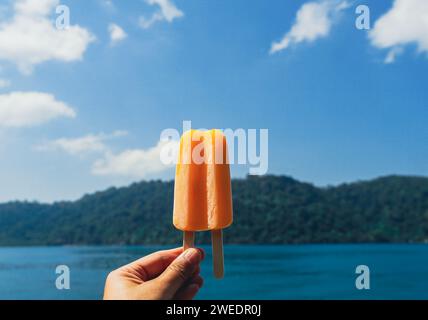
0, 175, 427, 246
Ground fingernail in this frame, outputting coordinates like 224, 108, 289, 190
188, 283, 200, 291
199, 248, 205, 260
198, 279, 204, 288
191, 276, 204, 288
183, 248, 201, 264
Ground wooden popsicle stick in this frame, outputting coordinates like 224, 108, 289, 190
211, 229, 224, 279
183, 231, 195, 250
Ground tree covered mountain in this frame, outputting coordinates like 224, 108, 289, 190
0, 175, 427, 246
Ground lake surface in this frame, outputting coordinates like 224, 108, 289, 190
0, 244, 427, 300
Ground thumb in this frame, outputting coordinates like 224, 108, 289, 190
155, 248, 202, 298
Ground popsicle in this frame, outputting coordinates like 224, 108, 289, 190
173, 129, 233, 279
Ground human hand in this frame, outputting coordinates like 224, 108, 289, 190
103, 247, 204, 300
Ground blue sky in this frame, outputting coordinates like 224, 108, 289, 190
0, 0, 427, 202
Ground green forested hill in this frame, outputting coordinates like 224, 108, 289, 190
0, 175, 427, 246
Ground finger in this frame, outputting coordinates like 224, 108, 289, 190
155, 248, 203, 298
192, 265, 200, 277
175, 284, 200, 300
120, 247, 183, 281
198, 248, 206, 261
189, 275, 204, 288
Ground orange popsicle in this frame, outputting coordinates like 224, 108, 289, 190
173, 129, 233, 278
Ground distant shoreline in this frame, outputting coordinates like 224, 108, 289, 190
1, 174, 426, 206
1, 175, 427, 246
1, 242, 427, 249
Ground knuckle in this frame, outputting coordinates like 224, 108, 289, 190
106, 270, 119, 283
167, 262, 188, 281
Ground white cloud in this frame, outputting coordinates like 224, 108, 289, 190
37, 131, 177, 179
0, 79, 10, 88
0, 91, 76, 128
369, 0, 428, 63
139, 12, 164, 29
92, 140, 178, 178
36, 131, 128, 156
148, 0, 183, 22
0, 0, 95, 74
384, 47, 404, 64
139, 0, 183, 29
100, 0, 115, 11
109, 23, 127, 45
270, 0, 350, 54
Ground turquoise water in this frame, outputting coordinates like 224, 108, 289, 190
0, 244, 427, 300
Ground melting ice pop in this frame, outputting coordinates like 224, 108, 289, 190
173, 129, 233, 279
